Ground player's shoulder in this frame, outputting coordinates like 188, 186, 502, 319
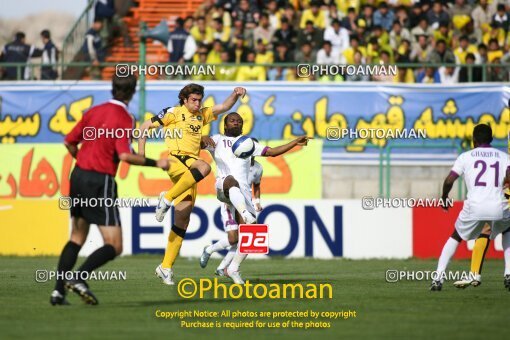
156, 106, 176, 119
199, 106, 212, 114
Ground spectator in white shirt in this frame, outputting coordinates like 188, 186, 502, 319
316, 40, 340, 64
323, 19, 350, 56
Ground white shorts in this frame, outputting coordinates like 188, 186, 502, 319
455, 209, 507, 240
491, 210, 510, 239
216, 177, 256, 232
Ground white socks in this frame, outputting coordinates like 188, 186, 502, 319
436, 237, 460, 281
206, 236, 231, 254
503, 232, 510, 276
218, 246, 236, 270
228, 187, 247, 214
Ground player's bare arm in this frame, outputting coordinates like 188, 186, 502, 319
118, 152, 169, 170
200, 135, 216, 149
440, 172, 458, 211
264, 136, 312, 157
211, 87, 247, 116
64, 141, 79, 158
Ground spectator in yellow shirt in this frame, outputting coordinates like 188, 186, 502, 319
487, 38, 504, 62
215, 51, 237, 81
454, 35, 479, 63
212, 18, 231, 44
342, 36, 367, 64
482, 22, 506, 47
255, 39, 274, 64
299, 1, 326, 29
206, 40, 223, 64
433, 22, 453, 46
190, 16, 214, 45
236, 50, 267, 81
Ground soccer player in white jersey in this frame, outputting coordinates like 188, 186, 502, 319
213, 150, 265, 277
431, 124, 510, 291
199, 112, 310, 284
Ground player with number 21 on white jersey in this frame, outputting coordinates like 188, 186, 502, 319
199, 112, 311, 284
431, 124, 510, 291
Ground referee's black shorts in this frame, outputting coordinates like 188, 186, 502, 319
69, 166, 121, 227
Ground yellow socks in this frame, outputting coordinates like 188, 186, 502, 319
471, 235, 490, 274
162, 225, 186, 269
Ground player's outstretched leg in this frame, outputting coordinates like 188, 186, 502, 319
222, 176, 256, 224
200, 237, 230, 268
201, 230, 236, 268
431, 231, 461, 291
156, 163, 209, 222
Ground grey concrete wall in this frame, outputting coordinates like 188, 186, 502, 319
323, 165, 463, 199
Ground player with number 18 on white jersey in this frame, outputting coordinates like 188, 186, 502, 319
431, 124, 510, 291
199, 112, 311, 284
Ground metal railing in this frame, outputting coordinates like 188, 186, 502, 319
1, 61, 510, 82
61, 0, 95, 71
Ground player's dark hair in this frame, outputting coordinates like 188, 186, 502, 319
112, 74, 137, 102
179, 83, 204, 105
473, 124, 493, 145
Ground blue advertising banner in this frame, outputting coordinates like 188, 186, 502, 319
1, 81, 509, 163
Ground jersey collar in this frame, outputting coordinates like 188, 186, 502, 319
109, 99, 128, 110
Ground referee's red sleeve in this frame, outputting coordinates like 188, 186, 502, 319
65, 116, 86, 145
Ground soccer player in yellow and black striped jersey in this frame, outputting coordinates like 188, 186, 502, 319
138, 83, 246, 285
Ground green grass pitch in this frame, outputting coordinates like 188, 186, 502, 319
1, 256, 508, 339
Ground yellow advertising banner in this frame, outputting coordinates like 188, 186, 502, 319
0, 140, 322, 199
0, 199, 68, 255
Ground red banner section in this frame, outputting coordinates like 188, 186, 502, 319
413, 202, 503, 259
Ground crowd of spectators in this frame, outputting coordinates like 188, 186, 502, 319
172, 0, 510, 82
